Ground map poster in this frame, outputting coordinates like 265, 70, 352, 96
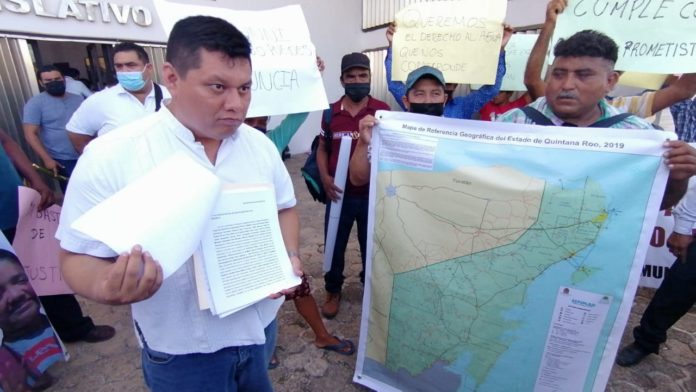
354, 111, 672, 392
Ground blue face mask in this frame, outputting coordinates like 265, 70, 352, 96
117, 70, 146, 91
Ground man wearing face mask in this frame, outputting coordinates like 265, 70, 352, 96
316, 52, 390, 319
22, 65, 82, 191
384, 23, 513, 119
66, 42, 170, 154
21, 66, 116, 346
349, 66, 447, 187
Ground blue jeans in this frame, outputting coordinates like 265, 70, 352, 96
263, 318, 278, 363
324, 195, 368, 293
141, 343, 273, 392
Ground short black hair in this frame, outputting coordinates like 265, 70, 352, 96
166, 16, 251, 78
553, 30, 618, 64
65, 68, 80, 79
113, 42, 150, 64
0, 249, 21, 266
36, 65, 62, 80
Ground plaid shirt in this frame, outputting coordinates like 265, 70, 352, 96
496, 97, 654, 129
670, 98, 696, 142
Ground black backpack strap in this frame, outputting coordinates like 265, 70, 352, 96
321, 107, 333, 155
520, 106, 554, 126
590, 113, 634, 128
154, 83, 163, 111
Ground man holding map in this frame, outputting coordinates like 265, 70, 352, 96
497, 29, 696, 210
56, 16, 301, 391
524, 0, 696, 119
349, 65, 449, 186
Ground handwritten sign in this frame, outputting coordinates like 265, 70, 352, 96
392, 0, 507, 84
499, 33, 544, 91
12, 186, 73, 296
0, 234, 68, 389
554, 0, 696, 73
154, 2, 328, 117
618, 71, 668, 90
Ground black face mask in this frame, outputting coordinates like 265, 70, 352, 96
253, 126, 267, 134
44, 81, 66, 97
344, 83, 370, 102
409, 102, 445, 117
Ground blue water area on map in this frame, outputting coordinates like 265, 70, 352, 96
373, 140, 663, 391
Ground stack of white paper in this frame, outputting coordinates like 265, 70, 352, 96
195, 184, 302, 317
72, 152, 222, 278
72, 154, 300, 318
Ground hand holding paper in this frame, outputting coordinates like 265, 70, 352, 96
71, 152, 223, 278
97, 245, 163, 305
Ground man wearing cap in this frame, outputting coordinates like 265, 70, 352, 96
317, 52, 390, 319
349, 65, 447, 187
384, 23, 513, 119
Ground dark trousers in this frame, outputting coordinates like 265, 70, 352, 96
323, 195, 368, 294
55, 158, 77, 194
633, 241, 696, 353
2, 226, 94, 341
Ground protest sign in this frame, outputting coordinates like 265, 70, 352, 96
0, 232, 68, 389
640, 209, 677, 288
12, 187, 72, 296
554, 0, 696, 73
154, 2, 328, 117
501, 33, 543, 91
618, 71, 668, 90
392, 0, 507, 84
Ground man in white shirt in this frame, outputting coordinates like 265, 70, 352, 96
66, 42, 171, 153
56, 16, 301, 391
64, 68, 92, 99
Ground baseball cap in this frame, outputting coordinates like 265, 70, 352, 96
341, 52, 370, 73
405, 66, 446, 93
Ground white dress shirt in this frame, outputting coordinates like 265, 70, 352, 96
66, 82, 171, 137
56, 104, 296, 354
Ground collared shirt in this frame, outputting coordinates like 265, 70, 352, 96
670, 98, 696, 142
320, 96, 390, 197
384, 47, 506, 119
496, 97, 655, 129
65, 76, 93, 99
56, 104, 295, 354
66, 83, 171, 137
609, 91, 656, 118
22, 92, 82, 160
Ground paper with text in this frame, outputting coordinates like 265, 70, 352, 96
154, 2, 328, 117
13, 187, 72, 295
200, 184, 300, 317
355, 110, 670, 392
71, 152, 222, 278
392, 0, 507, 84
535, 287, 612, 392
554, 0, 696, 73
